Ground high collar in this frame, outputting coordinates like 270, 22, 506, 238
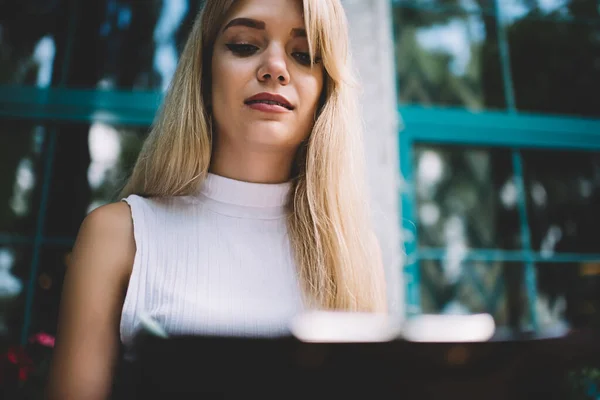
197, 173, 292, 219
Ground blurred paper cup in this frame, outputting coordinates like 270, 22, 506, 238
290, 311, 403, 343
402, 313, 495, 342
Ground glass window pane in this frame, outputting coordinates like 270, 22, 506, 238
29, 247, 70, 338
536, 262, 600, 329
86, 122, 148, 212
0, 121, 47, 236
523, 149, 600, 254
393, 0, 497, 14
500, 0, 600, 20
0, 1, 68, 86
391, 5, 505, 110
65, 0, 204, 91
420, 260, 527, 328
414, 144, 521, 250
44, 123, 147, 237
0, 246, 31, 349
506, 14, 600, 117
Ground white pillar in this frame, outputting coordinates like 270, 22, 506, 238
342, 0, 404, 316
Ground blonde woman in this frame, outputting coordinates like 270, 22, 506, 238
47, 0, 387, 397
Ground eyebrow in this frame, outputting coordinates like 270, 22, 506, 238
222, 17, 307, 38
222, 18, 265, 32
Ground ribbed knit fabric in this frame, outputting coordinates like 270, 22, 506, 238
120, 173, 304, 348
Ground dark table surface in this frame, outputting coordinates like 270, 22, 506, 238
112, 329, 600, 400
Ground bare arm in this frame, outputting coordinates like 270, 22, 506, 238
46, 202, 135, 400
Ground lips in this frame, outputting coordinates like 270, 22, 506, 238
244, 92, 294, 110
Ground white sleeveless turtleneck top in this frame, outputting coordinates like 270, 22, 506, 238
120, 173, 304, 348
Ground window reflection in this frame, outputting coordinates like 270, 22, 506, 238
0, 122, 45, 235
44, 123, 147, 237
392, 4, 505, 109
67, 0, 204, 91
152, 0, 190, 92
392, 1, 600, 116
414, 144, 521, 250
86, 123, 146, 213
420, 260, 527, 328
0, 247, 30, 348
506, 15, 600, 117
536, 261, 600, 329
392, 0, 496, 14
0, 1, 65, 86
499, 0, 600, 21
523, 150, 600, 254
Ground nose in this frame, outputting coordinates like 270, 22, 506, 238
257, 46, 290, 85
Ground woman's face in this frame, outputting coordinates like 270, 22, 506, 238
211, 0, 324, 154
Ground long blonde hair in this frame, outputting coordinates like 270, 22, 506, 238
121, 0, 387, 313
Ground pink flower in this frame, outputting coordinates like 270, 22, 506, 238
18, 367, 29, 381
29, 332, 55, 348
1, 346, 34, 383
7, 347, 20, 364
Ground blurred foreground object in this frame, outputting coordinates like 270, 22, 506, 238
402, 313, 495, 342
290, 311, 402, 343
289, 311, 495, 343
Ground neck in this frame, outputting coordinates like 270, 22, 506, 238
210, 140, 297, 184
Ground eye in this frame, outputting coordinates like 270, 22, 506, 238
226, 43, 259, 57
292, 52, 321, 66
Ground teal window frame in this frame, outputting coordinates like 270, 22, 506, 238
399, 106, 600, 326
395, 0, 600, 328
0, 0, 167, 345
0, 87, 157, 345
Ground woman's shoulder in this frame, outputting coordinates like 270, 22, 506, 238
73, 202, 136, 279
81, 202, 135, 251
122, 193, 199, 210
85, 201, 133, 231
119, 194, 201, 233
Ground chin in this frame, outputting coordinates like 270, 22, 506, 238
243, 125, 300, 150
